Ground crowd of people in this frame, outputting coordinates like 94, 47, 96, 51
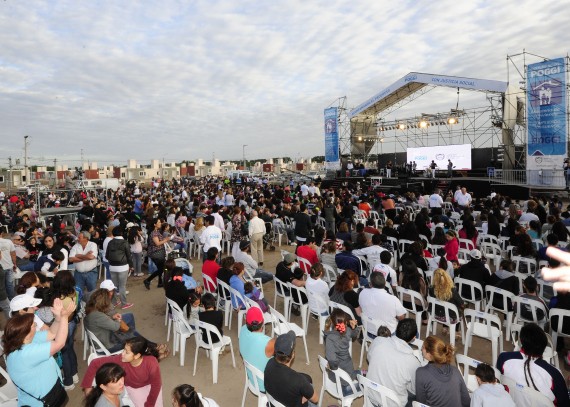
1, 175, 570, 405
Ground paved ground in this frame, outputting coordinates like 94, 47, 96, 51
66, 244, 569, 406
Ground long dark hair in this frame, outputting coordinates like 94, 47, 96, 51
172, 384, 203, 407
52, 270, 76, 299
520, 323, 547, 390
400, 258, 422, 293
2, 313, 35, 355
125, 336, 159, 359
83, 363, 126, 407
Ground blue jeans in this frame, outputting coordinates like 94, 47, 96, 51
103, 260, 111, 280
18, 262, 36, 272
62, 318, 78, 385
4, 267, 15, 300
74, 269, 98, 293
254, 269, 274, 284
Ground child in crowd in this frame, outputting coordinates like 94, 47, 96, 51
323, 308, 361, 392
198, 293, 224, 344
471, 363, 515, 406
188, 291, 202, 322
243, 281, 268, 312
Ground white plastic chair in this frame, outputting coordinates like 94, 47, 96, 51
269, 306, 310, 364
512, 256, 537, 275
306, 289, 330, 344
266, 392, 287, 407
274, 279, 292, 320
398, 239, 414, 259
288, 283, 309, 332
511, 323, 560, 369
396, 286, 427, 339
454, 277, 484, 311
297, 257, 312, 274
484, 285, 515, 341
167, 299, 196, 366
85, 329, 113, 356
174, 257, 193, 275
500, 374, 553, 407
358, 374, 399, 407
358, 313, 384, 368
193, 320, 236, 384
202, 273, 218, 297
228, 285, 248, 333
241, 360, 268, 407
426, 297, 465, 347
322, 264, 338, 286
412, 402, 431, 407
318, 355, 363, 407
0, 366, 18, 407
463, 309, 503, 364
512, 296, 549, 329
458, 238, 475, 251
480, 242, 502, 268
549, 308, 570, 353
216, 279, 234, 327
455, 354, 501, 393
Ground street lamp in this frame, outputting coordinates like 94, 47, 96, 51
242, 145, 248, 170
24, 135, 29, 182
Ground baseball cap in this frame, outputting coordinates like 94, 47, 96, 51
245, 307, 264, 325
100, 280, 117, 291
284, 253, 297, 264
470, 249, 482, 260
239, 240, 251, 250
274, 330, 296, 356
126, 222, 135, 229
10, 294, 42, 315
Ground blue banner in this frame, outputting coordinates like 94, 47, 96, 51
324, 107, 340, 169
527, 58, 567, 170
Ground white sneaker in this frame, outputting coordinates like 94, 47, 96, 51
64, 384, 75, 391
72, 374, 79, 384
126, 290, 130, 295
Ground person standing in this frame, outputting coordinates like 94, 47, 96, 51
0, 231, 17, 299
386, 161, 393, 178
105, 227, 134, 309
69, 231, 99, 293
447, 159, 453, 178
248, 210, 266, 266
429, 160, 438, 178
294, 204, 313, 246
200, 215, 222, 264
144, 218, 170, 290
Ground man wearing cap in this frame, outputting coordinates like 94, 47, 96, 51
235, 240, 274, 283
359, 273, 406, 334
264, 330, 319, 406
69, 231, 99, 293
239, 307, 275, 393
456, 249, 492, 301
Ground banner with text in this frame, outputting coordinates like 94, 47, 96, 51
527, 58, 567, 174
324, 107, 340, 170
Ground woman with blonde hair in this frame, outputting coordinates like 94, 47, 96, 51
428, 268, 464, 335
415, 336, 470, 406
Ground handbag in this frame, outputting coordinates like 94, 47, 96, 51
13, 376, 68, 407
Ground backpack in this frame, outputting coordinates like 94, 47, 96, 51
106, 239, 127, 266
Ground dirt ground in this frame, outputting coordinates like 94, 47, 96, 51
66, 244, 570, 406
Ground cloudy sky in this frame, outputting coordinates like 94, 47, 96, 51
1, 0, 568, 167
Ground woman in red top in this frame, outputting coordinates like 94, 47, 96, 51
82, 336, 164, 407
444, 230, 459, 262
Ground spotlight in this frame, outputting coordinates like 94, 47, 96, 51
380, 138, 384, 142
398, 123, 406, 130
447, 117, 457, 125
419, 120, 428, 128
358, 136, 363, 141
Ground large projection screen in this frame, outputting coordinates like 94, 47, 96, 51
406, 144, 472, 170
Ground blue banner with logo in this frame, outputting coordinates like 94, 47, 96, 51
527, 58, 567, 170
324, 107, 340, 169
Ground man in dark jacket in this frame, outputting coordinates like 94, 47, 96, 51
293, 204, 313, 245
335, 241, 367, 286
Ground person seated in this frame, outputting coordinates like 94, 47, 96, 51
518, 276, 548, 323
171, 384, 220, 407
471, 362, 515, 406
198, 293, 224, 344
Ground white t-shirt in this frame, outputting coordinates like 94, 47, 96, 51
428, 194, 443, 208
305, 276, 330, 314
200, 225, 222, 251
0, 238, 16, 269
456, 192, 472, 207
359, 288, 406, 333
69, 241, 99, 272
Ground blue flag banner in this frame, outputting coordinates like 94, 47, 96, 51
527, 58, 567, 171
324, 107, 340, 170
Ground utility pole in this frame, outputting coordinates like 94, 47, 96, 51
8, 157, 12, 194
242, 144, 248, 170
53, 158, 57, 188
24, 135, 29, 183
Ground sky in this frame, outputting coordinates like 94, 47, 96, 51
0, 0, 569, 168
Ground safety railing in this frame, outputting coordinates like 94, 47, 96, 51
488, 169, 566, 188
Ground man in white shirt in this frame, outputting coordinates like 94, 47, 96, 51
200, 215, 222, 263
211, 204, 226, 231
453, 185, 462, 203
300, 182, 309, 197
456, 187, 472, 208
69, 231, 99, 292
248, 210, 266, 265
0, 232, 17, 299
519, 200, 540, 223
428, 188, 444, 216
358, 273, 406, 334
352, 234, 386, 270
367, 318, 423, 407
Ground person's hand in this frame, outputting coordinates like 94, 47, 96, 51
541, 247, 570, 292
51, 298, 63, 318
112, 313, 122, 321
349, 319, 357, 329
